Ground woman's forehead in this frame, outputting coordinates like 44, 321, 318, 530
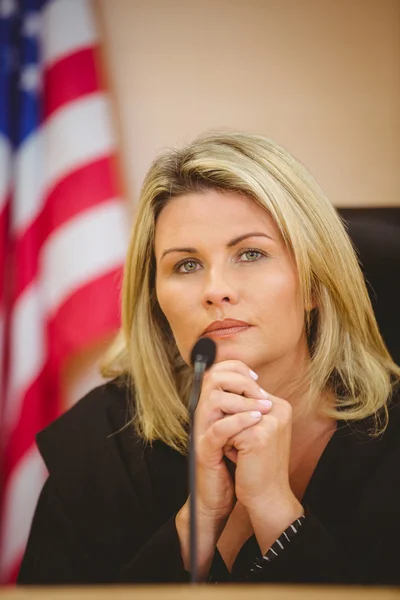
154, 190, 280, 248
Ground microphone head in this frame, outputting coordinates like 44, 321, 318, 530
190, 337, 216, 370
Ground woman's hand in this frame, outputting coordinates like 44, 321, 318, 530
194, 360, 272, 519
176, 360, 272, 578
225, 392, 304, 554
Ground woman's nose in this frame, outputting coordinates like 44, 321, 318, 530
201, 271, 239, 308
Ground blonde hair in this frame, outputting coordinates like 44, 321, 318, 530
103, 131, 400, 452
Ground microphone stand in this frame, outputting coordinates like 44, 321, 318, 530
188, 358, 207, 585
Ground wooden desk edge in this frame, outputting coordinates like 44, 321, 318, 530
0, 584, 399, 599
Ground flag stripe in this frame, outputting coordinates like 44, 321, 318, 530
42, 0, 97, 67
5, 205, 126, 435
0, 134, 11, 209
13, 93, 116, 234
3, 283, 47, 436
0, 446, 47, 583
12, 128, 44, 234
0, 196, 10, 296
44, 46, 99, 118
13, 156, 120, 298
0, 311, 5, 414
41, 201, 127, 315
2, 368, 52, 482
2, 268, 122, 481
47, 267, 122, 360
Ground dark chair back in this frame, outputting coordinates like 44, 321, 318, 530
338, 208, 400, 366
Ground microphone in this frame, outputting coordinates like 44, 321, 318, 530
189, 337, 216, 414
188, 337, 216, 584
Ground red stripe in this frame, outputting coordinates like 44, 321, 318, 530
1, 366, 60, 484
6, 556, 22, 584
47, 267, 122, 364
13, 156, 120, 298
44, 47, 99, 118
2, 269, 122, 481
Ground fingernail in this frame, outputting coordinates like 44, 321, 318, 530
249, 369, 258, 380
259, 388, 269, 399
250, 411, 262, 418
258, 399, 272, 408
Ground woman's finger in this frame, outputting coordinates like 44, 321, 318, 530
199, 370, 268, 404
196, 389, 271, 434
199, 410, 264, 466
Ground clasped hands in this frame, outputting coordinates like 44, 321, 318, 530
194, 360, 304, 554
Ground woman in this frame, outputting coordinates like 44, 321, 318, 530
18, 131, 400, 585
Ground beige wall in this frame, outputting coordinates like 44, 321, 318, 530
96, 0, 400, 208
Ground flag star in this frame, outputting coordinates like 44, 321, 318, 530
22, 11, 41, 38
0, 0, 17, 19
20, 64, 41, 93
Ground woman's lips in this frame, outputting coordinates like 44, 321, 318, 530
201, 319, 251, 339
203, 325, 251, 338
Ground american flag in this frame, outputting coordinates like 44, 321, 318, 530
0, 0, 127, 583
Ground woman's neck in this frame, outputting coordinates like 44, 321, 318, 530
289, 388, 337, 500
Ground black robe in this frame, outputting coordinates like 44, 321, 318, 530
18, 378, 400, 585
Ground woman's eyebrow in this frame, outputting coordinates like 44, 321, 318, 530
160, 246, 197, 260
160, 232, 274, 261
227, 232, 274, 247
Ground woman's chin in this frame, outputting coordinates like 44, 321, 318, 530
214, 344, 260, 368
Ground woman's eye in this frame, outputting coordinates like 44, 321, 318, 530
239, 250, 263, 262
175, 260, 200, 274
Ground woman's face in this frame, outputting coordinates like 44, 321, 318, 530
154, 190, 309, 384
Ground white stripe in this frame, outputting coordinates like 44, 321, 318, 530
42, 201, 128, 315
270, 547, 278, 556
276, 539, 284, 550
283, 531, 290, 542
44, 93, 116, 194
12, 129, 44, 233
0, 445, 47, 583
0, 133, 12, 210
13, 93, 116, 234
3, 283, 47, 436
42, 0, 98, 67
290, 524, 298, 533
